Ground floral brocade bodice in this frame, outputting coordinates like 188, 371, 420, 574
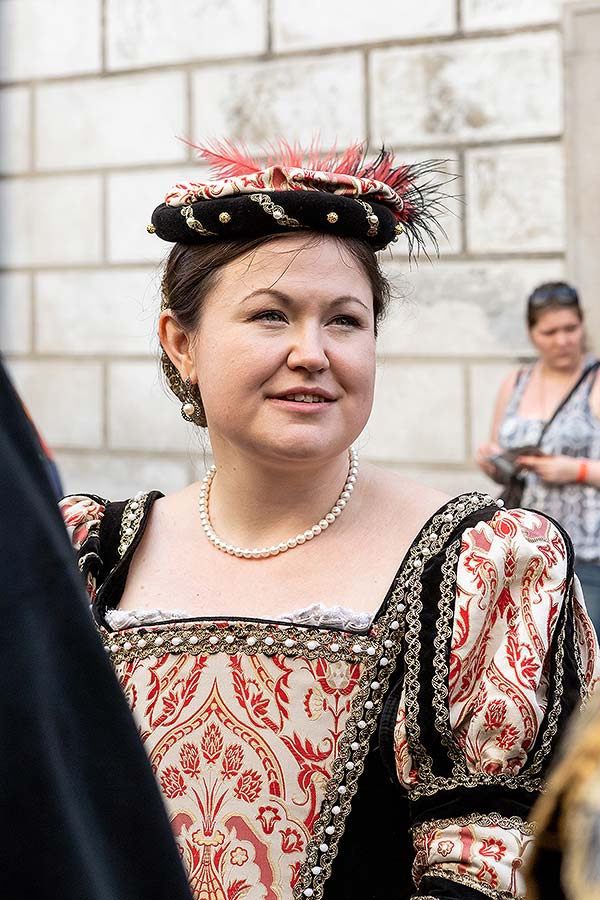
112, 622, 377, 900
61, 490, 600, 900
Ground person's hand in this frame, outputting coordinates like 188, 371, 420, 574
516, 454, 580, 485
475, 441, 503, 479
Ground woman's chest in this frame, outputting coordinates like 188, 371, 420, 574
502, 372, 600, 453
118, 541, 402, 621
116, 496, 420, 620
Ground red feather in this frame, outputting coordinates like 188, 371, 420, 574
182, 137, 264, 178
183, 137, 371, 180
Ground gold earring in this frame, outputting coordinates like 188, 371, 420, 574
161, 351, 207, 426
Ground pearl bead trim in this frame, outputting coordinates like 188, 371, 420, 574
104, 620, 380, 664
199, 447, 359, 559
118, 491, 148, 558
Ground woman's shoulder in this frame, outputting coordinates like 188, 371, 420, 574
367, 463, 450, 515
368, 464, 530, 530
497, 363, 529, 399
366, 464, 571, 553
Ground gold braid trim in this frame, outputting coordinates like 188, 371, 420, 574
354, 198, 379, 236
250, 193, 301, 228
411, 811, 536, 838
424, 867, 524, 900
180, 204, 217, 236
118, 494, 149, 558
432, 539, 465, 771
403, 494, 497, 789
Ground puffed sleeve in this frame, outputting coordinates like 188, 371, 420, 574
394, 505, 600, 899
59, 494, 107, 601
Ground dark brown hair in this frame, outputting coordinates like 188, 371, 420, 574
527, 281, 583, 328
160, 232, 392, 423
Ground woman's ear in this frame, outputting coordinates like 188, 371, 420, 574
159, 310, 197, 382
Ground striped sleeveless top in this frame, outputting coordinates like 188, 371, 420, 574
498, 355, 600, 563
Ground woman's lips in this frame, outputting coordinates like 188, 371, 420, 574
268, 397, 334, 412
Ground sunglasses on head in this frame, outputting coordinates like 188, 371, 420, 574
528, 285, 579, 308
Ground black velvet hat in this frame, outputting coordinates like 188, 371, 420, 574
148, 140, 450, 255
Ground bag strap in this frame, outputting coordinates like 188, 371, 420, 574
538, 360, 600, 444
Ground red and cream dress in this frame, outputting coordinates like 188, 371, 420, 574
60, 490, 600, 900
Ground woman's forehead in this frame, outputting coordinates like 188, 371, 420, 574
532, 306, 582, 329
213, 235, 372, 294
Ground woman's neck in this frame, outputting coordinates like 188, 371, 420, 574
538, 354, 587, 381
201, 446, 359, 550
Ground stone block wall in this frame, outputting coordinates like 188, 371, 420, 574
0, 0, 590, 499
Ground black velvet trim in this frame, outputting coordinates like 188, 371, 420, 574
378, 503, 500, 781
96, 499, 127, 578
93, 491, 164, 628
415, 505, 503, 778
151, 192, 399, 250
378, 663, 406, 781
325, 731, 414, 900
526, 803, 565, 900
418, 875, 498, 899
409, 784, 537, 826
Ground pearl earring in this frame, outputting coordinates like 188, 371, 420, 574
181, 378, 201, 423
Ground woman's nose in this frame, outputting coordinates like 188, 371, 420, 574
286, 328, 330, 372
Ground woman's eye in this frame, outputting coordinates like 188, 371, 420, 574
330, 314, 361, 327
253, 310, 287, 322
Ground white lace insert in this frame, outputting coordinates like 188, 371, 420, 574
105, 601, 373, 632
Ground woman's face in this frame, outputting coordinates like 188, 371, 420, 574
529, 306, 585, 371
188, 234, 377, 464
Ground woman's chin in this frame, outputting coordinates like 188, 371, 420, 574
249, 433, 353, 465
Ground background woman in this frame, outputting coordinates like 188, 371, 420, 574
61, 145, 598, 900
475, 281, 600, 633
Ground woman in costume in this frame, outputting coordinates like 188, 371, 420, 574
475, 282, 600, 633
60, 142, 599, 900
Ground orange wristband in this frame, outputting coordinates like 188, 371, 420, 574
576, 459, 589, 483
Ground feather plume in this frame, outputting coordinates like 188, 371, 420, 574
177, 137, 457, 260
181, 137, 264, 178
387, 156, 458, 260
184, 137, 370, 179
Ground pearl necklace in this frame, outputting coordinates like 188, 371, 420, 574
199, 447, 359, 559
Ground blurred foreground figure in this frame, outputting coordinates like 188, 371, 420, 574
0, 359, 193, 900
526, 689, 600, 900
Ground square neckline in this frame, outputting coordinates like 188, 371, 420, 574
94, 489, 499, 635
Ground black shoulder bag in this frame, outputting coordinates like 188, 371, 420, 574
498, 360, 600, 509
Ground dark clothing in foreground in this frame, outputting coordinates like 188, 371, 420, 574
0, 359, 193, 900
526, 689, 600, 900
